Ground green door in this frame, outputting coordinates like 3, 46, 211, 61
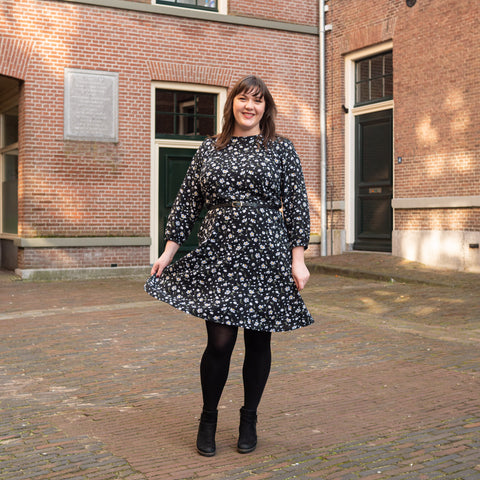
158, 147, 205, 260
354, 110, 393, 252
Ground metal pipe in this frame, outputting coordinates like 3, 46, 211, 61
319, 0, 327, 256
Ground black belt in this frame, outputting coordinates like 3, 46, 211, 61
208, 201, 279, 211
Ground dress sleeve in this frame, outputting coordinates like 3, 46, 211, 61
280, 139, 311, 250
164, 141, 208, 245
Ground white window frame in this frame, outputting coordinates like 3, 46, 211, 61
151, 0, 228, 15
344, 41, 394, 247
150, 81, 226, 263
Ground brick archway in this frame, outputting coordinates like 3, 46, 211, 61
0, 36, 33, 80
147, 61, 232, 87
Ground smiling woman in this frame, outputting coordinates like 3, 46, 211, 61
145, 74, 313, 457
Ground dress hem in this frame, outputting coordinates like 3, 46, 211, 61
145, 287, 314, 333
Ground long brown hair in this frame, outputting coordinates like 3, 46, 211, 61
214, 75, 277, 150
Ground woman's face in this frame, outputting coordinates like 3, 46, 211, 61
232, 89, 266, 136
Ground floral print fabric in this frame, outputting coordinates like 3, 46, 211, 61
144, 135, 314, 332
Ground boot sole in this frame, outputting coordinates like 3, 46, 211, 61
237, 444, 257, 454
197, 447, 216, 457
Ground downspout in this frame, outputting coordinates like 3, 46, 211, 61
319, 0, 327, 256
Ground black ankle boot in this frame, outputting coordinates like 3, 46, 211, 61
237, 406, 257, 454
196, 409, 218, 457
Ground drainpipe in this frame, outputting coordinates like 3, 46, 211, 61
319, 0, 328, 256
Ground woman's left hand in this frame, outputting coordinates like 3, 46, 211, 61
291, 246, 310, 291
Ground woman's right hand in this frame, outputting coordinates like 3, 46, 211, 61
151, 241, 180, 277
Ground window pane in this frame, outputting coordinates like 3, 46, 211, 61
2, 152, 18, 234
156, 113, 175, 135
371, 56, 383, 79
176, 91, 195, 105
177, 114, 195, 136
156, 91, 174, 113
3, 107, 18, 146
384, 52, 393, 75
384, 75, 393, 98
356, 60, 369, 82
177, 93, 195, 116
370, 78, 383, 100
197, 117, 215, 137
357, 81, 370, 104
197, 93, 215, 115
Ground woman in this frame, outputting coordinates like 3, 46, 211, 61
145, 75, 314, 456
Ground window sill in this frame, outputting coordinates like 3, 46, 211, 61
0, 233, 19, 241
13, 236, 152, 248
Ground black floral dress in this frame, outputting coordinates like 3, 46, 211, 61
144, 135, 314, 332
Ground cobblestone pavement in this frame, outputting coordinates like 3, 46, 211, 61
1, 253, 480, 480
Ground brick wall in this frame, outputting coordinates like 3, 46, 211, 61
396, 209, 480, 232
18, 246, 150, 269
326, 0, 479, 240
229, 0, 318, 26
325, 0, 400, 209
394, 0, 480, 204
1, 0, 320, 270
121, 0, 319, 25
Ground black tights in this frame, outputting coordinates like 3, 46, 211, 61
200, 321, 272, 412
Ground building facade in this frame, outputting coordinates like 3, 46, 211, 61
0, 0, 321, 278
0, 0, 479, 278
324, 0, 479, 271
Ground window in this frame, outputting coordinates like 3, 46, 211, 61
355, 51, 393, 106
1, 106, 19, 234
155, 89, 217, 139
156, 0, 218, 11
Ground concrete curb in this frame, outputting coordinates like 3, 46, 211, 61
307, 263, 452, 287
14, 266, 151, 281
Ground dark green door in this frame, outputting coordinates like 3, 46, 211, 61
158, 147, 205, 260
354, 110, 393, 252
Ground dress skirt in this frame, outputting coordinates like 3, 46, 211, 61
144, 135, 314, 333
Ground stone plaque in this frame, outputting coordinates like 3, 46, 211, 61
64, 69, 118, 142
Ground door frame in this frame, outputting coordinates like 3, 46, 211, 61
149, 82, 226, 264
344, 41, 394, 250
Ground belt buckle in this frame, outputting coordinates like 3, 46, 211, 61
232, 201, 243, 208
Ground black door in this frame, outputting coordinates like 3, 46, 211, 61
354, 110, 393, 252
158, 147, 205, 260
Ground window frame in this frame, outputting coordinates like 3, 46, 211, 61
155, 89, 218, 140
354, 51, 393, 107
153, 0, 227, 14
